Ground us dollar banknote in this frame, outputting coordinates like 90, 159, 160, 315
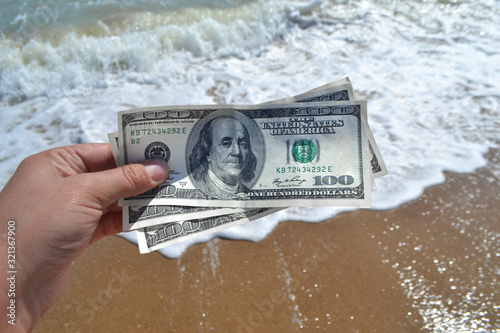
123, 205, 249, 231
110, 79, 366, 230
112, 79, 383, 231
118, 100, 372, 208
108, 78, 370, 230
137, 208, 282, 253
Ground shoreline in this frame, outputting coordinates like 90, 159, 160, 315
34, 148, 499, 332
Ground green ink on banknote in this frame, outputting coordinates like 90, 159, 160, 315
292, 139, 317, 163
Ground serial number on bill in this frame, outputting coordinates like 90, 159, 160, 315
276, 166, 334, 174
130, 128, 187, 136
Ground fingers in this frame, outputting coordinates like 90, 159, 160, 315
83, 159, 169, 207
68, 143, 118, 172
86, 158, 169, 243
30, 144, 118, 177
89, 211, 124, 245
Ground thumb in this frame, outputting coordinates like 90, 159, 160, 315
84, 159, 169, 207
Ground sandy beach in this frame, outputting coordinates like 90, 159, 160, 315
34, 148, 499, 332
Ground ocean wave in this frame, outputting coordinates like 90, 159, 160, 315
0, 0, 315, 105
2, 0, 499, 105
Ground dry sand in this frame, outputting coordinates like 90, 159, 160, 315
34, 149, 499, 332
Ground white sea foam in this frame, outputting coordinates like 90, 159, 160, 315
0, 0, 499, 260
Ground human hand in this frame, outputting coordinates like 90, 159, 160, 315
0, 143, 168, 332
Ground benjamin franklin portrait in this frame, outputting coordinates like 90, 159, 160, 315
187, 111, 264, 199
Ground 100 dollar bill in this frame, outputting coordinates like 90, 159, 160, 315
123, 205, 248, 231
111, 79, 373, 230
137, 208, 282, 253
118, 100, 371, 208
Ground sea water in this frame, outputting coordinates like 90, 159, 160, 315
1, 0, 499, 257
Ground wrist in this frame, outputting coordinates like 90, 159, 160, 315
1, 235, 37, 332
0, 213, 45, 332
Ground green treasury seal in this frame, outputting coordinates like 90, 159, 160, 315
292, 139, 317, 163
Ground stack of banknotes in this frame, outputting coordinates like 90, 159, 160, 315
108, 78, 388, 254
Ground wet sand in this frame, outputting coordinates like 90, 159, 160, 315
34, 149, 499, 332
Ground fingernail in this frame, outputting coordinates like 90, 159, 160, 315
143, 160, 168, 182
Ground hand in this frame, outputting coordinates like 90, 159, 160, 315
0, 143, 169, 332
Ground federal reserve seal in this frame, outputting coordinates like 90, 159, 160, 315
145, 141, 171, 162
292, 139, 317, 163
